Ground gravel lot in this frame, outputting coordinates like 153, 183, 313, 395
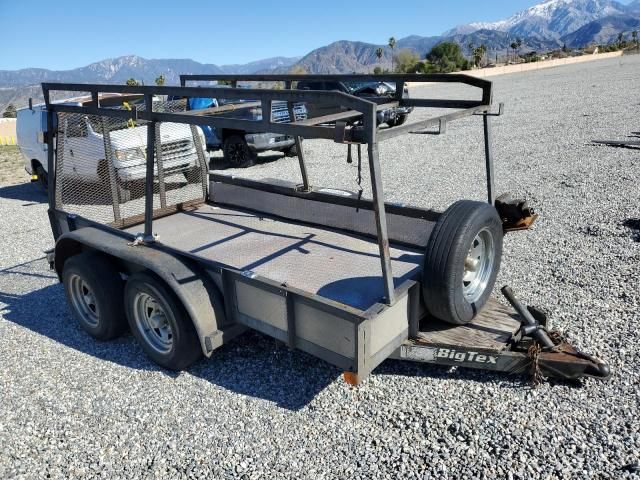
1, 55, 639, 479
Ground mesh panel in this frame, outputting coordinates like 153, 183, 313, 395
55, 99, 207, 229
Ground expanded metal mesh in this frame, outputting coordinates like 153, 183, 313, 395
54, 99, 207, 228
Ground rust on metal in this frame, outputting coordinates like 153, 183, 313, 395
503, 213, 539, 232
343, 372, 362, 386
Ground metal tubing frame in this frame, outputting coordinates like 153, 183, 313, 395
284, 80, 310, 190
42, 73, 494, 306
482, 113, 496, 205
100, 117, 123, 221
143, 94, 156, 240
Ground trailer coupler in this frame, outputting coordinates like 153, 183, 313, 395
529, 341, 611, 382
502, 285, 611, 383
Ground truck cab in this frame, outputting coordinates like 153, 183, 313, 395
17, 95, 204, 194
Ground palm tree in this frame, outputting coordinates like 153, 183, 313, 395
388, 37, 397, 72
632, 30, 639, 49
375, 47, 383, 67
472, 44, 488, 67
510, 42, 518, 62
617, 32, 625, 48
155, 75, 166, 86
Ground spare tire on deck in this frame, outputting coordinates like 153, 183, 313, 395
422, 200, 503, 325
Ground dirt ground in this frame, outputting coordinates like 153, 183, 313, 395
0, 146, 28, 186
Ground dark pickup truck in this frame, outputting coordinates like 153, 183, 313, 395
296, 79, 413, 127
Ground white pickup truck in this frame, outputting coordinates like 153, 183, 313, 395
17, 95, 204, 196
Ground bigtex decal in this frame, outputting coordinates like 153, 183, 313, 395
436, 348, 498, 364
407, 346, 498, 364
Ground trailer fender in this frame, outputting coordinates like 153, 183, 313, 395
54, 227, 227, 357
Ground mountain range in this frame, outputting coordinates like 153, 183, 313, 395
2, 0, 639, 111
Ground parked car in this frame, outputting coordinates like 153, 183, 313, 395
296, 80, 413, 127
176, 95, 307, 168
17, 95, 204, 197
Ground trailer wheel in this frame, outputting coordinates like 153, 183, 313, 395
62, 252, 127, 340
223, 135, 257, 168
422, 200, 503, 325
124, 272, 201, 370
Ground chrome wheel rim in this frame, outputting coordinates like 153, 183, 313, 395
68, 274, 100, 327
132, 292, 173, 354
462, 228, 495, 303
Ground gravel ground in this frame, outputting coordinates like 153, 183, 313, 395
1, 55, 639, 479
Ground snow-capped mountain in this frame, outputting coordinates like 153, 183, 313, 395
445, 0, 629, 40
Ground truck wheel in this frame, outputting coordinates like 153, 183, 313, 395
387, 114, 408, 128
422, 200, 503, 325
395, 114, 408, 126
283, 144, 298, 157
124, 272, 201, 370
98, 160, 131, 203
183, 166, 203, 184
35, 164, 48, 192
222, 135, 257, 168
116, 183, 131, 203
62, 252, 127, 340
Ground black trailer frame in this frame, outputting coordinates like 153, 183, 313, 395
41, 74, 609, 384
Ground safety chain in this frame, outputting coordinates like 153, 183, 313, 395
346, 144, 364, 211
527, 329, 566, 387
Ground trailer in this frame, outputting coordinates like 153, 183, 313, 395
42, 74, 610, 384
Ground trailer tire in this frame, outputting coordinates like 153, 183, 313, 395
124, 272, 202, 370
422, 200, 503, 325
222, 135, 257, 168
62, 252, 127, 340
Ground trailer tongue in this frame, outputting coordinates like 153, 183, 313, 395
42, 73, 610, 386
391, 289, 610, 386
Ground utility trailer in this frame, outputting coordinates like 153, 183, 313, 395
42, 74, 610, 384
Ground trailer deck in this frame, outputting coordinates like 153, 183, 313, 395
125, 202, 423, 311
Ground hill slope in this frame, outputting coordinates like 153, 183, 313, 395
446, 0, 628, 40
561, 14, 640, 46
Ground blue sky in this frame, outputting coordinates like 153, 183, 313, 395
0, 0, 633, 70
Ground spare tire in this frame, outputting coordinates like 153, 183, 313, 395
422, 200, 503, 325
